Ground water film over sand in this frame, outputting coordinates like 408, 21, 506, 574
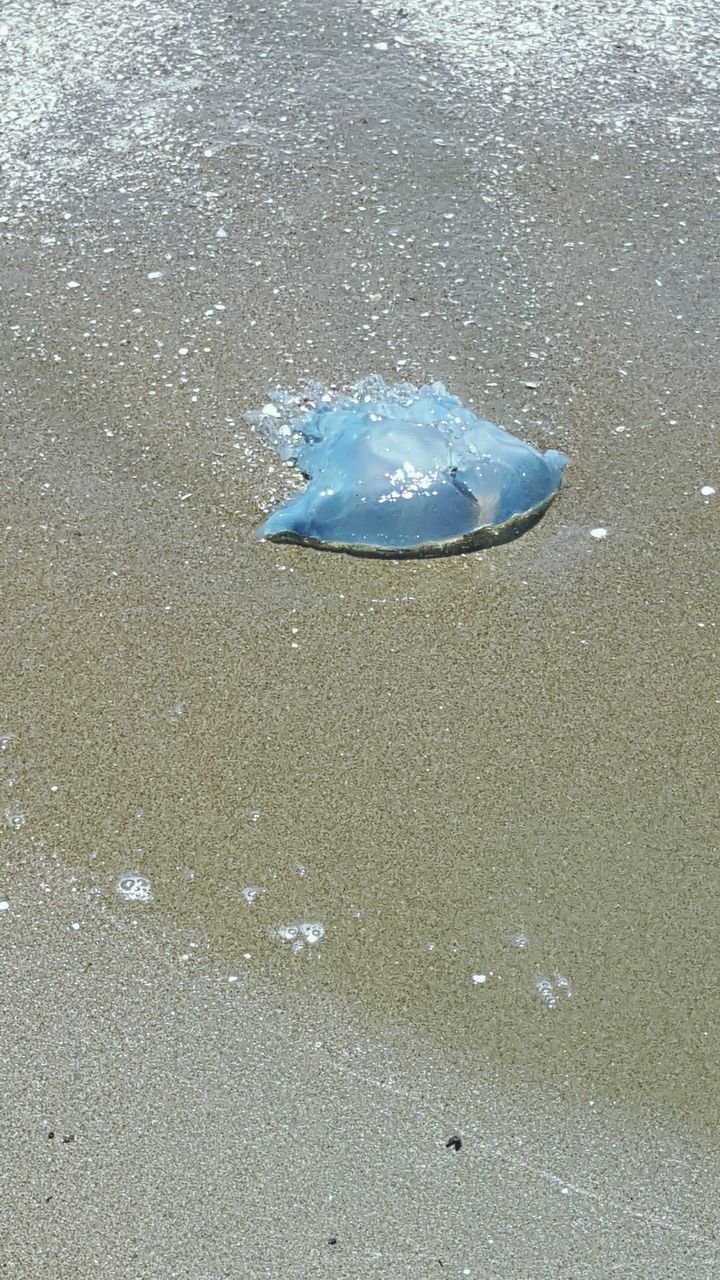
1, 0, 718, 1274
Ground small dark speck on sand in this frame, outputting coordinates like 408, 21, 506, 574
445, 1134, 462, 1151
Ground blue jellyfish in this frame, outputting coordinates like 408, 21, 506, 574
251, 380, 567, 558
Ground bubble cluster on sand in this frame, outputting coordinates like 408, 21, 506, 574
536, 973, 573, 1010
116, 874, 154, 903
273, 921, 325, 955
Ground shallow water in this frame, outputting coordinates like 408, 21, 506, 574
1, 0, 719, 1272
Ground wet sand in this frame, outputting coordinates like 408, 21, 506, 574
2, 864, 718, 1277
1, 0, 719, 1274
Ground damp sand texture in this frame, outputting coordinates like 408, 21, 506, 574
1, 0, 719, 1276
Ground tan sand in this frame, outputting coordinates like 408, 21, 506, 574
1, 0, 718, 1273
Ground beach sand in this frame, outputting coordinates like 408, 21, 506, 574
1, 0, 718, 1274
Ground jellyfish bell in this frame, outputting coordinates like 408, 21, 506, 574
250, 380, 568, 558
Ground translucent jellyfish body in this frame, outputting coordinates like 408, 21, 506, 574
250, 380, 567, 558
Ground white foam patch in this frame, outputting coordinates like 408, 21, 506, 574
0, 0, 222, 201
371, 0, 718, 132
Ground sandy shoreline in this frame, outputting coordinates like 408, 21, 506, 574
2, 856, 718, 1277
1, 0, 719, 1273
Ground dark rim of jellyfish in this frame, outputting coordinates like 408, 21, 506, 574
260, 488, 562, 559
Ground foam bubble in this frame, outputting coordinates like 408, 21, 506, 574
276, 924, 299, 942
301, 922, 325, 944
242, 886, 266, 906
